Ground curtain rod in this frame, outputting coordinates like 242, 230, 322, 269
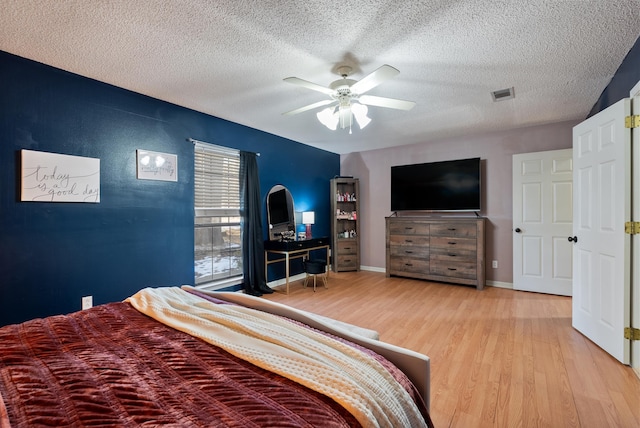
188, 138, 260, 156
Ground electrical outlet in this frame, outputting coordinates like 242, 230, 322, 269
81, 295, 93, 310
492, 260, 498, 269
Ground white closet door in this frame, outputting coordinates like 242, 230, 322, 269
512, 149, 573, 296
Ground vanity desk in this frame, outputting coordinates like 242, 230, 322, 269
264, 237, 330, 294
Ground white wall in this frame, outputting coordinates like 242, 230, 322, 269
341, 120, 578, 284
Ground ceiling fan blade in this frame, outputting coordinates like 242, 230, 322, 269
359, 95, 416, 111
283, 99, 335, 116
283, 77, 335, 96
350, 64, 400, 95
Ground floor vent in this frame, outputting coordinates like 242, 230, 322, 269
491, 87, 515, 101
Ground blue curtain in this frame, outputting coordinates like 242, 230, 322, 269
240, 152, 272, 296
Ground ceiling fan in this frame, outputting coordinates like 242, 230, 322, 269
283, 64, 415, 133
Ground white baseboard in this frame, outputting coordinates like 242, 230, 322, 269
360, 265, 386, 273
485, 280, 513, 289
332, 267, 515, 290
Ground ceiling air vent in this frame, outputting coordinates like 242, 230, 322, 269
491, 87, 515, 102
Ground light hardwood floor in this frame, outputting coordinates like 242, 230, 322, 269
265, 271, 640, 428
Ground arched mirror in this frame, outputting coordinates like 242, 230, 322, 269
267, 185, 295, 240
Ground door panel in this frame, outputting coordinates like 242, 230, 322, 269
522, 182, 542, 222
572, 97, 631, 364
513, 149, 573, 295
577, 248, 592, 311
553, 181, 573, 223
522, 236, 542, 276
553, 236, 572, 279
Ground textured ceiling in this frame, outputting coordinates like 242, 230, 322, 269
1, 1, 639, 154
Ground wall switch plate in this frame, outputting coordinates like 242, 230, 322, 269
82, 295, 93, 310
492, 260, 498, 269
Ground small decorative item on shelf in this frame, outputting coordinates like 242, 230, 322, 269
338, 230, 357, 239
336, 191, 357, 202
336, 210, 359, 220
336, 210, 350, 219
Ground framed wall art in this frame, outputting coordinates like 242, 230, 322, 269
136, 149, 177, 182
21, 149, 100, 203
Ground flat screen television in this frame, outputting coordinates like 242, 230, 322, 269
391, 157, 481, 212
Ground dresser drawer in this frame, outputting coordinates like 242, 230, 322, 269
337, 240, 358, 255
388, 235, 430, 247
429, 223, 477, 238
430, 253, 475, 265
430, 260, 477, 279
388, 222, 430, 235
429, 237, 476, 258
389, 244, 430, 258
389, 257, 429, 275
337, 255, 358, 269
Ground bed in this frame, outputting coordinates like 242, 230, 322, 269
0, 286, 433, 427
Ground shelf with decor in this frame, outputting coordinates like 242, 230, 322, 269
330, 177, 360, 272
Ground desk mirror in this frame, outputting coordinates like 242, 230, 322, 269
267, 185, 295, 240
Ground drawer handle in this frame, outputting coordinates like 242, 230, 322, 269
405, 263, 413, 267
448, 267, 457, 271
448, 228, 456, 231
448, 242, 457, 245
405, 250, 413, 254
344, 247, 351, 250
405, 227, 414, 230
405, 239, 413, 243
448, 253, 457, 257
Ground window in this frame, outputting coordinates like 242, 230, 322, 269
194, 142, 242, 286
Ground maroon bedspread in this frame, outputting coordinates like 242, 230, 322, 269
0, 302, 362, 427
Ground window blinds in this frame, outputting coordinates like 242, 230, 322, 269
194, 142, 240, 215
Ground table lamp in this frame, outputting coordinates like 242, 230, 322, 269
302, 211, 315, 240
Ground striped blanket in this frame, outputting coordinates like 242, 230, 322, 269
127, 287, 427, 428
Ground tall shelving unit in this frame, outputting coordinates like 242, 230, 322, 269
330, 177, 360, 272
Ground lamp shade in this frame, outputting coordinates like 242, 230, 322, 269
317, 107, 338, 130
351, 103, 371, 129
302, 211, 315, 225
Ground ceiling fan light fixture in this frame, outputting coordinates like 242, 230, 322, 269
351, 103, 371, 129
338, 105, 352, 129
317, 106, 338, 130
286, 64, 413, 133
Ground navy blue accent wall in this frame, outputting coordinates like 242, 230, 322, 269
588, 36, 640, 116
0, 51, 339, 326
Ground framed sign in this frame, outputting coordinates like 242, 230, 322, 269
21, 149, 100, 203
136, 149, 177, 182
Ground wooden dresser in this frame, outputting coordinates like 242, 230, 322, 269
386, 216, 486, 289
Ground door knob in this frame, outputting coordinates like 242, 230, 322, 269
568, 236, 578, 243
515, 228, 522, 233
